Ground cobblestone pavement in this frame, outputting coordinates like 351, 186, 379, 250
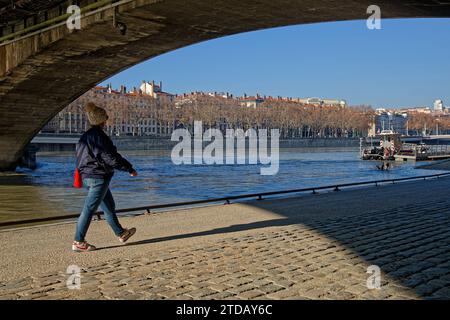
0, 195, 449, 300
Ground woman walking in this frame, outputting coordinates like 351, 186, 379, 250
73, 102, 138, 252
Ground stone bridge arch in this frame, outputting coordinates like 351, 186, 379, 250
0, 0, 449, 170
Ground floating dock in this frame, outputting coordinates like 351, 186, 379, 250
361, 132, 450, 162
394, 144, 450, 162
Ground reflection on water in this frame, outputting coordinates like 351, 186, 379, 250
0, 147, 446, 223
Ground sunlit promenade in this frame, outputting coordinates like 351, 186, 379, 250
1, 176, 449, 300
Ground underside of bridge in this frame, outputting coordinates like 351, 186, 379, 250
0, 0, 450, 170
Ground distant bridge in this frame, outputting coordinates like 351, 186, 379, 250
1, 0, 450, 170
31, 135, 80, 145
402, 135, 450, 144
424, 135, 450, 140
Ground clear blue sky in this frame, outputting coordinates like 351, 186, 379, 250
101, 18, 450, 109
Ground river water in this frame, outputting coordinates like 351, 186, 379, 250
0, 147, 445, 224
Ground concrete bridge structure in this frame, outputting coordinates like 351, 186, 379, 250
1, 0, 450, 170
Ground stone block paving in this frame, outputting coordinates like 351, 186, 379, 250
0, 198, 449, 300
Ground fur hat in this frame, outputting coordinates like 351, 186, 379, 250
85, 102, 108, 125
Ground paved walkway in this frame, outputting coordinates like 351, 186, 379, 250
0, 176, 450, 300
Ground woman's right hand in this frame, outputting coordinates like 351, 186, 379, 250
130, 170, 138, 177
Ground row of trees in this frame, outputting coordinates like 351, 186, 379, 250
64, 91, 374, 138
57, 87, 450, 141
407, 112, 450, 136
64, 89, 450, 138
157, 95, 373, 138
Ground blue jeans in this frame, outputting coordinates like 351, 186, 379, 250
74, 177, 124, 242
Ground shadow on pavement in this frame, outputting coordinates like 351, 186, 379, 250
100, 195, 450, 299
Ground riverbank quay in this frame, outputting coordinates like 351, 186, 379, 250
31, 135, 360, 152
0, 176, 449, 300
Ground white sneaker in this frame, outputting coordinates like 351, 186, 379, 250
72, 241, 96, 252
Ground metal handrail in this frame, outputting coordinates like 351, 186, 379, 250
1, 171, 450, 228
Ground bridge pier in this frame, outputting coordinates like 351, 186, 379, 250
0, 149, 38, 171
0, 127, 41, 171
0, 123, 43, 170
19, 145, 38, 170
0, 153, 21, 172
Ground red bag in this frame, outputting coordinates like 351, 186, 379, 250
73, 168, 83, 188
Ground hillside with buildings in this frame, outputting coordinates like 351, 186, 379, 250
42, 81, 450, 139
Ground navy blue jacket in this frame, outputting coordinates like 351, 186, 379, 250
76, 126, 134, 179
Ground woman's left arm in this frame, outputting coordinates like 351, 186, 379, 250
97, 133, 135, 173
